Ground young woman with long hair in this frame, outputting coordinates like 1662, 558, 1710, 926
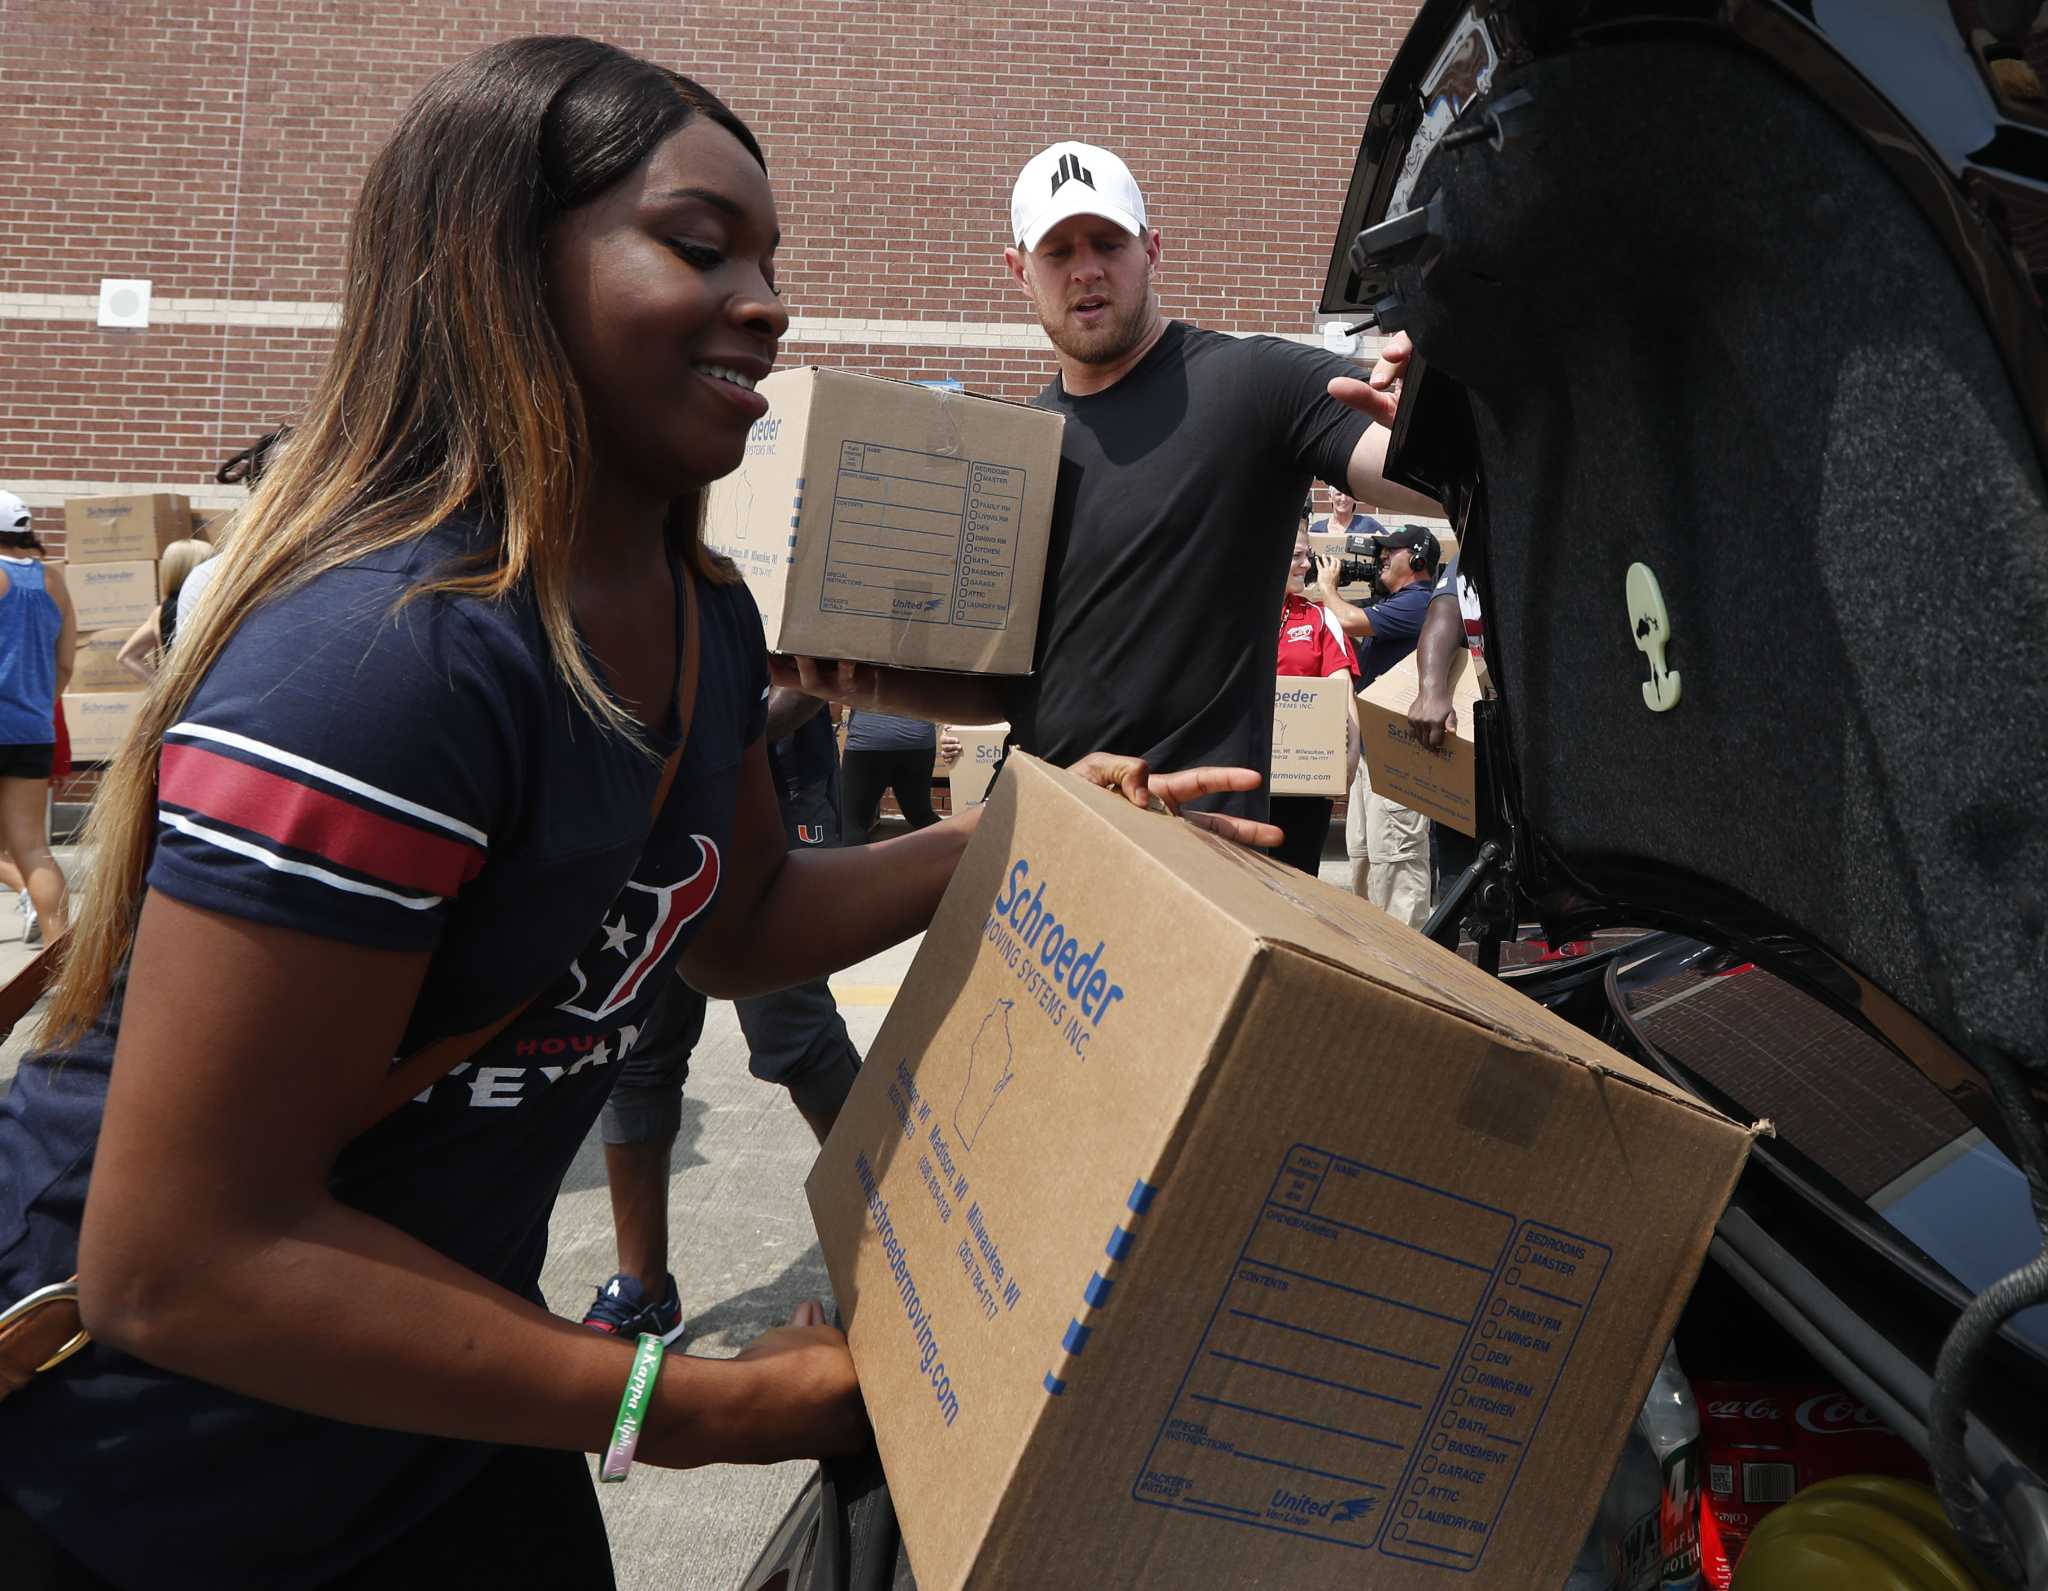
0, 37, 1269, 1590
113, 536, 218, 679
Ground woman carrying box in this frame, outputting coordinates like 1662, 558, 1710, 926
0, 38, 1275, 1591
1270, 518, 1360, 875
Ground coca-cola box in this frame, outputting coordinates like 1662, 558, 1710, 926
1692, 1379, 1928, 1588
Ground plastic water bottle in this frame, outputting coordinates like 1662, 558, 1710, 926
1641, 1343, 1704, 1591
1565, 1343, 1703, 1590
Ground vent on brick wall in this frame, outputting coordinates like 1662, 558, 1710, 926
97, 279, 152, 329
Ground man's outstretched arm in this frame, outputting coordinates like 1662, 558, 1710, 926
1407, 591, 1465, 751
1326, 332, 1444, 518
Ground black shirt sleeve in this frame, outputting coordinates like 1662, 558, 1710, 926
1242, 335, 1376, 493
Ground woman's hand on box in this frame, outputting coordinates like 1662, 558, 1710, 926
1068, 755, 1285, 850
714, 1299, 871, 1463
937, 729, 963, 767
769, 654, 885, 711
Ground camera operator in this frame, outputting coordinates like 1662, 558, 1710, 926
776, 140, 1439, 820
1316, 526, 1442, 927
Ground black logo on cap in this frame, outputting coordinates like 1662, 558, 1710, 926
1050, 152, 1095, 197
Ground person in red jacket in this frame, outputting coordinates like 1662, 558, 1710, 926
1270, 519, 1358, 873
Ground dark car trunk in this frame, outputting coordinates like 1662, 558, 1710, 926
1327, 2, 2048, 1581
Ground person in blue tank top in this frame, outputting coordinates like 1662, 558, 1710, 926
0, 39, 1277, 1591
0, 490, 74, 946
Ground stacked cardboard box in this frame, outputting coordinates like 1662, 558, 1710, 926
58, 492, 184, 758
64, 492, 189, 566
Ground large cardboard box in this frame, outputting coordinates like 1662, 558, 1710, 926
705, 369, 1061, 672
62, 691, 146, 762
1360, 649, 1485, 836
1270, 674, 1353, 797
64, 559, 158, 632
809, 755, 1753, 1591
946, 723, 1011, 810
69, 627, 139, 692
62, 493, 190, 565
1308, 530, 1350, 565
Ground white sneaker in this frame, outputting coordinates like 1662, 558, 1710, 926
19, 889, 40, 947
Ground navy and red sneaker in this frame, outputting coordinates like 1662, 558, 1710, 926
581, 1271, 686, 1345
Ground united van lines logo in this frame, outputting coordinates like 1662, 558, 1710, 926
1050, 151, 1094, 196
556, 837, 721, 1022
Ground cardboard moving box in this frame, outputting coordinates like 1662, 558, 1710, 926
62, 691, 147, 762
63, 493, 191, 565
69, 627, 140, 692
810, 754, 1752, 1591
64, 560, 158, 632
1360, 648, 1485, 836
946, 723, 1011, 810
1270, 674, 1353, 797
705, 369, 1062, 672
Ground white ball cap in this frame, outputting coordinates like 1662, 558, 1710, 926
1010, 141, 1148, 252
0, 491, 29, 533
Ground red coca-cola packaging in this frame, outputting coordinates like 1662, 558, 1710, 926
1692, 1380, 1929, 1588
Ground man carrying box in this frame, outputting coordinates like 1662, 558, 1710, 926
1315, 525, 1442, 927
779, 141, 1439, 818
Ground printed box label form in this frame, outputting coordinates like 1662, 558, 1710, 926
1134, 1144, 1609, 1573
822, 442, 1024, 629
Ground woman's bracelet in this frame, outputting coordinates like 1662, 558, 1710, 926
599, 1332, 667, 1483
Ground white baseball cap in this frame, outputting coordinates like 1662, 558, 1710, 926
0, 491, 29, 534
1010, 141, 1148, 252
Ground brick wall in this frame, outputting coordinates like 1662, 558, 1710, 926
16, 1, 1423, 792
6, 0, 1421, 548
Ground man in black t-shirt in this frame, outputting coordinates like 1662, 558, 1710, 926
777, 140, 1439, 818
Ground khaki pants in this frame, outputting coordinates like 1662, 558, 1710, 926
1345, 761, 1432, 930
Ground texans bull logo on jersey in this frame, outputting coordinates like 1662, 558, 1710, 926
555, 836, 722, 1022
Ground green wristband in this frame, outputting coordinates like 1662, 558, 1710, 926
599, 1332, 666, 1483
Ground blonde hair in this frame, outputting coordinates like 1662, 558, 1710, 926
157, 539, 217, 602
40, 38, 761, 1046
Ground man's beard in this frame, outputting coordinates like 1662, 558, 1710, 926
1039, 289, 1154, 367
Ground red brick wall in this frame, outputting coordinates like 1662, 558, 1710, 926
7, 0, 1421, 552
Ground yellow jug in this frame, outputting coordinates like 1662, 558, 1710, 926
1733, 1476, 2003, 1591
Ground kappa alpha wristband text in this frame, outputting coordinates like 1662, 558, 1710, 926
599, 1332, 666, 1483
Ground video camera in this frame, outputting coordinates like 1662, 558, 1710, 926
1332, 532, 1387, 592
1331, 524, 1442, 593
